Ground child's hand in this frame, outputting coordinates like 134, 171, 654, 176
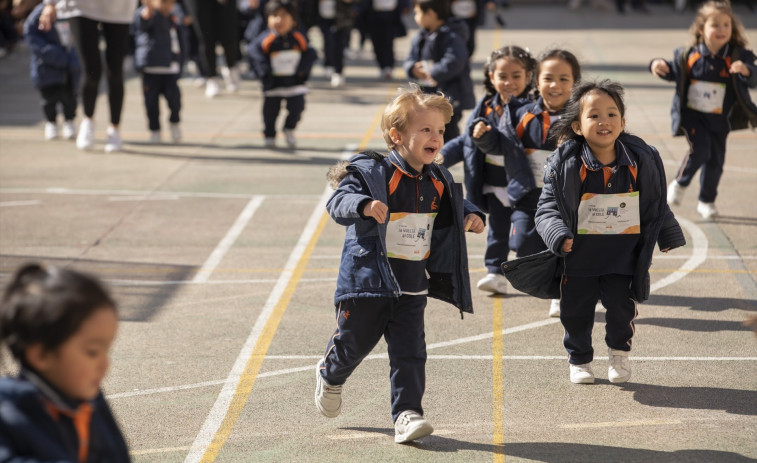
651, 59, 669, 78
411, 62, 428, 80
363, 200, 388, 224
561, 238, 573, 253
38, 4, 56, 31
472, 121, 491, 139
463, 214, 484, 233
730, 60, 751, 77
141, 0, 155, 19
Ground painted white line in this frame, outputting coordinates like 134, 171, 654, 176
0, 187, 320, 200
0, 200, 41, 207
102, 277, 337, 287
192, 196, 265, 283
650, 217, 707, 293
108, 195, 180, 201
131, 446, 191, 456
184, 184, 332, 463
561, 419, 683, 429
425, 318, 562, 350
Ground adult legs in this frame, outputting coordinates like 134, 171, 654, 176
101, 22, 130, 126
68, 16, 101, 119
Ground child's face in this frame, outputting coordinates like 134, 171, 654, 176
32, 307, 118, 401
390, 106, 446, 172
571, 90, 625, 155
702, 12, 732, 52
413, 5, 441, 31
489, 57, 531, 101
268, 8, 295, 35
537, 58, 575, 112
150, 0, 175, 16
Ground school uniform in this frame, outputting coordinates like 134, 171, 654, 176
449, 0, 487, 56
360, 0, 408, 72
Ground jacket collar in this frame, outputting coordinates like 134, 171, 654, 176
580, 139, 637, 171
20, 366, 86, 413
697, 42, 730, 59
389, 150, 436, 178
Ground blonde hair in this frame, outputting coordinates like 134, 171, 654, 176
381, 84, 453, 152
689, 1, 748, 48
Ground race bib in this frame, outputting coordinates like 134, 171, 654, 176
485, 153, 505, 167
524, 148, 550, 188
54, 21, 73, 49
577, 192, 640, 235
270, 49, 301, 76
385, 212, 436, 261
319, 0, 336, 19
687, 80, 726, 114
451, 0, 476, 18
373, 0, 398, 11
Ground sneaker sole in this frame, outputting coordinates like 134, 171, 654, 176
608, 373, 631, 384
570, 376, 595, 384
315, 361, 341, 418
477, 281, 507, 294
395, 422, 434, 443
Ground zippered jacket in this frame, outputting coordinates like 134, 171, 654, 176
24, 4, 81, 90
132, 6, 185, 71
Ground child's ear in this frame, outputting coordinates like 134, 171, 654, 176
571, 121, 582, 136
25, 343, 51, 372
389, 127, 402, 146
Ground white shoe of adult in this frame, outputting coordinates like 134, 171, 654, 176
697, 201, 718, 220
569, 363, 595, 384
205, 77, 222, 98
477, 273, 508, 295
667, 180, 686, 205
608, 349, 632, 383
76, 118, 94, 151
549, 299, 560, 318
330, 73, 344, 88
61, 120, 76, 139
315, 360, 342, 418
222, 65, 240, 93
170, 123, 182, 143
44, 122, 58, 140
104, 126, 123, 153
394, 410, 433, 444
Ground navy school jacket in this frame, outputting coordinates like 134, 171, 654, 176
249, 28, 317, 91
23, 3, 81, 90
132, 5, 185, 71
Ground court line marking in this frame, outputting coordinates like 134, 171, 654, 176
0, 200, 41, 207
192, 196, 265, 283
561, 419, 683, 429
492, 298, 505, 462
0, 187, 319, 200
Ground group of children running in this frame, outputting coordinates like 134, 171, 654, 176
1, 0, 755, 458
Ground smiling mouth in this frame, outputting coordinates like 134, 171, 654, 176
424, 147, 437, 154
597, 130, 611, 135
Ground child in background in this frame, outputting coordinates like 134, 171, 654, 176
133, 0, 184, 144
404, 0, 475, 142
472, 48, 580, 315
249, 0, 317, 148
650, 0, 756, 220
536, 80, 685, 384
23, 2, 80, 141
316, 0, 355, 87
442, 45, 535, 295
0, 263, 130, 461
449, 0, 495, 57
362, 0, 408, 81
315, 85, 485, 444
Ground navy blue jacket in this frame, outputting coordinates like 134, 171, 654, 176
651, 44, 757, 135
0, 369, 130, 463
326, 151, 484, 314
249, 28, 317, 91
403, 17, 475, 111
535, 134, 686, 303
132, 6, 185, 71
23, 4, 81, 90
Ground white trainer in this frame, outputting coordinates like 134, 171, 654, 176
569, 363, 595, 384
61, 120, 76, 139
205, 77, 222, 98
149, 131, 161, 144
315, 359, 342, 418
549, 299, 560, 318
608, 349, 631, 383
477, 273, 508, 295
104, 126, 123, 153
44, 122, 58, 140
330, 73, 344, 88
394, 410, 433, 444
76, 118, 94, 150
696, 201, 718, 220
170, 123, 182, 143
222, 65, 240, 93
283, 129, 296, 148
667, 180, 686, 206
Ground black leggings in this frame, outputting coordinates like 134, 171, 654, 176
182, 0, 239, 78
68, 17, 130, 125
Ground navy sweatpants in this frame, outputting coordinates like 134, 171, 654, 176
141, 73, 181, 131
484, 193, 512, 274
262, 94, 305, 138
320, 295, 427, 422
559, 274, 637, 365
677, 119, 728, 203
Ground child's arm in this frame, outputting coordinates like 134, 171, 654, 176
462, 198, 485, 233
403, 34, 422, 80
326, 172, 386, 225
730, 49, 757, 88
23, 13, 69, 69
469, 118, 517, 157
535, 171, 573, 256
427, 31, 468, 84
248, 33, 272, 79
441, 134, 465, 167
656, 205, 686, 253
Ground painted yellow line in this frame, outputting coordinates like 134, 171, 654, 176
561, 418, 683, 429
492, 297, 506, 463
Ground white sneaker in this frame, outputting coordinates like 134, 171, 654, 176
104, 126, 123, 153
44, 122, 58, 140
76, 118, 94, 151
315, 359, 342, 418
62, 120, 76, 139
283, 129, 296, 148
667, 180, 686, 206
394, 410, 433, 444
149, 131, 161, 144
697, 201, 718, 219
569, 363, 594, 384
608, 349, 631, 383
549, 299, 560, 318
330, 73, 344, 88
221, 65, 240, 93
205, 77, 222, 98
264, 137, 276, 148
170, 123, 182, 143
477, 273, 508, 295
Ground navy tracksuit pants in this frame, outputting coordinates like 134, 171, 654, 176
677, 118, 728, 203
40, 82, 77, 123
141, 73, 181, 131
320, 295, 427, 422
484, 193, 512, 274
560, 273, 637, 365
262, 94, 305, 138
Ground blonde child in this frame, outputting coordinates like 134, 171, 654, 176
650, 0, 757, 219
536, 80, 685, 384
0, 263, 130, 461
315, 85, 485, 444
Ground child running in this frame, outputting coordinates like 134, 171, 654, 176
471, 48, 580, 316
315, 85, 485, 444
0, 263, 130, 461
442, 45, 536, 295
536, 80, 686, 384
650, 0, 757, 220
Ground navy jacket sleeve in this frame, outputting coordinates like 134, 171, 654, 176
535, 160, 572, 256
441, 134, 465, 167
23, 14, 69, 69
326, 171, 376, 226
428, 30, 468, 85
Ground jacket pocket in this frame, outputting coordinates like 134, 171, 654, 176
342, 238, 383, 291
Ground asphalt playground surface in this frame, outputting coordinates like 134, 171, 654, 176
1, 3, 756, 462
